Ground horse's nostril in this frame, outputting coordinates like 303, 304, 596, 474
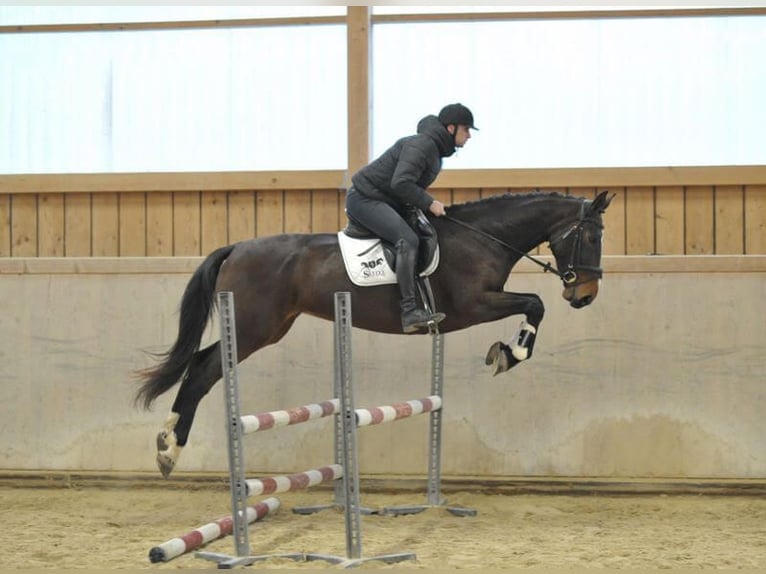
570, 294, 593, 309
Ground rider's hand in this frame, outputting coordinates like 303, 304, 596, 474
429, 200, 446, 217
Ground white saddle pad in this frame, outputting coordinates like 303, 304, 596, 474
337, 232, 439, 287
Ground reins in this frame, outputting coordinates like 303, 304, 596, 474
442, 213, 575, 283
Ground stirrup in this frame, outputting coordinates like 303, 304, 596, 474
402, 310, 445, 333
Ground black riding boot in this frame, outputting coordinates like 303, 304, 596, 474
395, 239, 445, 333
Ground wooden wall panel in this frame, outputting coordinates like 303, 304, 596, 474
311, 189, 340, 234
284, 190, 311, 234
655, 186, 684, 255
600, 187, 626, 255
480, 187, 509, 199
64, 193, 91, 256
338, 189, 348, 232
12, 195, 38, 256
745, 184, 766, 254
228, 191, 256, 243
1, 174, 765, 259
0, 195, 9, 256
568, 187, 596, 200
714, 185, 744, 255
256, 190, 284, 238
451, 188, 480, 205
38, 193, 64, 257
201, 191, 228, 252
146, 192, 173, 256
91, 193, 119, 256
625, 186, 654, 255
119, 192, 146, 257
173, 191, 201, 256
685, 186, 714, 254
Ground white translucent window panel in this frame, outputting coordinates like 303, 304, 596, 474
372, 16, 766, 168
0, 25, 347, 173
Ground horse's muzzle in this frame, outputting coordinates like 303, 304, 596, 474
562, 277, 600, 308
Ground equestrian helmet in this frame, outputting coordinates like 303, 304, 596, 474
438, 103, 479, 130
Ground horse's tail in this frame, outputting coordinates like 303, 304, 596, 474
134, 244, 237, 410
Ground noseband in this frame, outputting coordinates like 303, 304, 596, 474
444, 198, 603, 286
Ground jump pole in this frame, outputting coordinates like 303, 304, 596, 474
285, 293, 474, 518
195, 291, 415, 568
195, 291, 346, 568
331, 291, 416, 567
148, 497, 280, 563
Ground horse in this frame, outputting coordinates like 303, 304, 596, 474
136, 190, 613, 477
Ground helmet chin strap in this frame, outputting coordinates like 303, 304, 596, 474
448, 124, 457, 149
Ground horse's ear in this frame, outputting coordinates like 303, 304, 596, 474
590, 190, 614, 214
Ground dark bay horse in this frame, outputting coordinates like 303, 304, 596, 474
137, 190, 613, 477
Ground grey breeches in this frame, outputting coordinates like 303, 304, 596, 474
345, 187, 419, 251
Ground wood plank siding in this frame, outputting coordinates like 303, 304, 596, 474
0, 168, 764, 258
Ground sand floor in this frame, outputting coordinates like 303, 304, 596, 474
1, 484, 765, 569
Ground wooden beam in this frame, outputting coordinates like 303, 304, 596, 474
3, 255, 765, 276
371, 7, 766, 25
0, 16, 345, 34
346, 6, 371, 179
3, 8, 762, 35
1, 166, 764, 195
0, 171, 347, 194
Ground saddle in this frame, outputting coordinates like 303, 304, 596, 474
339, 208, 441, 320
338, 206, 440, 312
342, 207, 439, 275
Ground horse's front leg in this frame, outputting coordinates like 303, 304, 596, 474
478, 291, 545, 376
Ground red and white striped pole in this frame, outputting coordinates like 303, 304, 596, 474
245, 465, 343, 497
148, 497, 280, 563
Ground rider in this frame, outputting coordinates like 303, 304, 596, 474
345, 103, 478, 333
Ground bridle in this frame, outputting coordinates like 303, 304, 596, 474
547, 200, 604, 286
443, 198, 603, 286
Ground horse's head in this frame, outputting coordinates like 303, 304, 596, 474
549, 190, 613, 308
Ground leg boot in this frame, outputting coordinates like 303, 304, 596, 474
395, 240, 445, 333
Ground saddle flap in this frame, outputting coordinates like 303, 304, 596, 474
337, 233, 439, 288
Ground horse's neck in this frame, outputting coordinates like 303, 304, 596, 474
484, 197, 574, 253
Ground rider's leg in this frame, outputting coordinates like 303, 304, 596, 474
345, 190, 445, 332
395, 239, 445, 333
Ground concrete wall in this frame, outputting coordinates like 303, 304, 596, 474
1, 257, 764, 479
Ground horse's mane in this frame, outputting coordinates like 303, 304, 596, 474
446, 191, 576, 222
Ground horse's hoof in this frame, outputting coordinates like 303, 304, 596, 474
155, 430, 178, 478
485, 342, 521, 376
156, 452, 176, 478
485, 342, 508, 375
485, 341, 502, 366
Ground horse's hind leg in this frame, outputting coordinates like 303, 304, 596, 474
156, 343, 221, 477
155, 313, 300, 477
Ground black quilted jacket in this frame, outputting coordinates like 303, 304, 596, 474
351, 115, 455, 212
